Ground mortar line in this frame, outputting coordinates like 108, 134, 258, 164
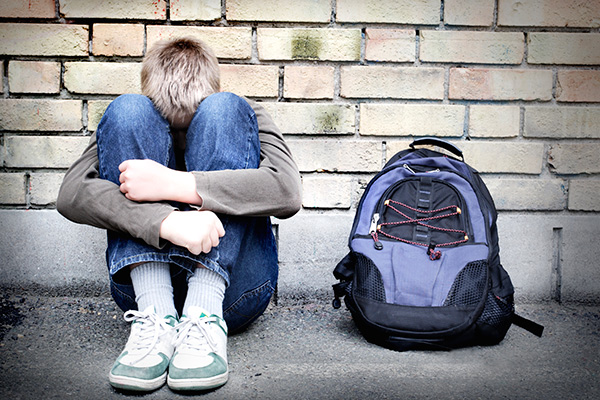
552, 227, 563, 304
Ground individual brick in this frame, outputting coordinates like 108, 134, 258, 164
482, 178, 566, 210
444, 0, 494, 26
0, 0, 55, 18
87, 100, 112, 132
459, 141, 544, 173
0, 174, 26, 205
220, 65, 279, 98
64, 62, 142, 94
226, 0, 330, 22
261, 103, 355, 135
528, 33, 600, 65
568, 180, 600, 211
449, 68, 553, 101
147, 26, 252, 59
549, 143, 600, 174
557, 70, 600, 102
29, 173, 66, 206
258, 28, 361, 61
359, 104, 465, 137
288, 139, 382, 172
9, 61, 61, 94
302, 175, 353, 209
337, 0, 439, 24
525, 107, 600, 139
389, 140, 544, 174
170, 0, 221, 21
0, 99, 82, 131
0, 23, 88, 56
92, 24, 144, 56
3, 136, 89, 168
420, 31, 524, 64
283, 66, 335, 99
469, 105, 520, 138
365, 29, 416, 62
341, 66, 445, 99
498, 0, 600, 28
59, 0, 167, 19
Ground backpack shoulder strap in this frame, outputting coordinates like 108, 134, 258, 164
513, 313, 545, 337
332, 252, 356, 309
333, 252, 355, 281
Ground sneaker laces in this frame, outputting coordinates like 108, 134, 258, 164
173, 315, 220, 354
123, 309, 173, 363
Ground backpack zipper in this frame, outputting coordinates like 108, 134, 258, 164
369, 213, 383, 250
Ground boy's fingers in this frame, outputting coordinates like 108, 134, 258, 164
215, 219, 225, 236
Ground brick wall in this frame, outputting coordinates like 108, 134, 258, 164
1, 0, 599, 302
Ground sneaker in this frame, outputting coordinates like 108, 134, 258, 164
167, 307, 228, 391
108, 306, 177, 391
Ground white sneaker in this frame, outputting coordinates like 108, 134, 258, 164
167, 307, 228, 391
108, 306, 177, 391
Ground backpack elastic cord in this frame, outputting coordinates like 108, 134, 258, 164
377, 200, 469, 252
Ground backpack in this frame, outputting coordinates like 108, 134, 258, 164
333, 138, 543, 351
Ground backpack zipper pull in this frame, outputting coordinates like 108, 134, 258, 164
403, 164, 416, 174
369, 213, 379, 234
370, 213, 383, 250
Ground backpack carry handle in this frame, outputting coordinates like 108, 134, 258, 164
410, 137, 463, 160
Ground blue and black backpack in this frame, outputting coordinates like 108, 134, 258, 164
333, 138, 543, 351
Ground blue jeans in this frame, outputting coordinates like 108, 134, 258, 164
96, 92, 279, 333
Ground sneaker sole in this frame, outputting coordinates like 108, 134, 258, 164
167, 371, 229, 391
109, 371, 167, 392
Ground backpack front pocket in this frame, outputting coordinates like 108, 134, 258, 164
372, 177, 471, 256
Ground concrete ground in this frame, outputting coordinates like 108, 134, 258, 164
0, 292, 598, 400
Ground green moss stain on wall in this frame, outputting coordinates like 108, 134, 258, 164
292, 33, 323, 60
316, 108, 342, 133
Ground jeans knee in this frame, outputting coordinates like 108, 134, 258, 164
98, 94, 169, 145
102, 94, 161, 130
197, 92, 248, 115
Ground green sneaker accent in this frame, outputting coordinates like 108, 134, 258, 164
110, 351, 170, 380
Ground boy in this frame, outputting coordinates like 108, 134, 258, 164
57, 37, 301, 392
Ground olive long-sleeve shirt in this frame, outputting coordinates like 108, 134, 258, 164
57, 99, 302, 249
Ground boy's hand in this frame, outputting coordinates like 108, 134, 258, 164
159, 210, 225, 255
118, 159, 201, 204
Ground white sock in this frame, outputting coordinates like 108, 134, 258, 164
183, 266, 226, 318
130, 261, 177, 318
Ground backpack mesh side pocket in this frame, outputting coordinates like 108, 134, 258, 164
353, 253, 386, 302
443, 260, 488, 307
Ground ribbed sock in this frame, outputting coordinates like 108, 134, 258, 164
183, 266, 226, 318
130, 261, 177, 318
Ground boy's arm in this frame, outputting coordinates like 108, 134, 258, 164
57, 99, 301, 248
56, 133, 175, 248
192, 99, 302, 219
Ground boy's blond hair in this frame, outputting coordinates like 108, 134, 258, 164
141, 37, 220, 127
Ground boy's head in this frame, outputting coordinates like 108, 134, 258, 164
141, 37, 220, 128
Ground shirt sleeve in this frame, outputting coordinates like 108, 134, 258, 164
56, 133, 176, 249
192, 98, 302, 219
